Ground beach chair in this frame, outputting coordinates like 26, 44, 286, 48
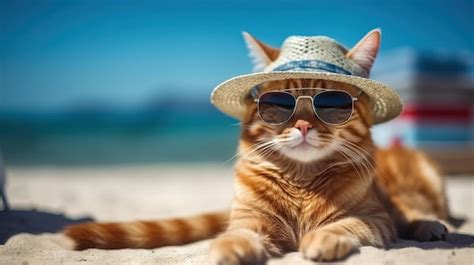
0, 154, 10, 211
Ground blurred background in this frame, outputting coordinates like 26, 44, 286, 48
1, 0, 473, 172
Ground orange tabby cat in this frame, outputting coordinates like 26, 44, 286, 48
64, 30, 449, 264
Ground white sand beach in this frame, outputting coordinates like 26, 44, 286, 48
0, 165, 473, 265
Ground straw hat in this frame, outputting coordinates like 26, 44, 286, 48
210, 29, 403, 124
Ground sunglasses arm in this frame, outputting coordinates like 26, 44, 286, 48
352, 89, 363, 102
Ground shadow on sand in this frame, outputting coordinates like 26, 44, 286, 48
0, 209, 93, 244
390, 232, 474, 250
389, 217, 474, 250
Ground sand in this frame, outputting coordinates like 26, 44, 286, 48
0, 165, 473, 265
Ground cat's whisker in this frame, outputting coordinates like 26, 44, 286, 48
317, 136, 371, 179
337, 145, 371, 179
333, 139, 376, 174
247, 137, 294, 161
333, 141, 375, 179
234, 139, 284, 162
229, 122, 242, 127
335, 147, 366, 179
258, 145, 279, 161
223, 139, 275, 164
318, 138, 366, 180
333, 137, 391, 180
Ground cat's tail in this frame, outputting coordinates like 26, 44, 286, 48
63, 211, 229, 250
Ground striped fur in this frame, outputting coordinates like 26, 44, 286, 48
63, 32, 450, 264
64, 212, 229, 250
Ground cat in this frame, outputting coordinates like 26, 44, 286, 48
63, 30, 449, 264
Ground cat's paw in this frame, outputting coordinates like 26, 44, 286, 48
299, 230, 358, 261
209, 230, 268, 265
412, 220, 448, 242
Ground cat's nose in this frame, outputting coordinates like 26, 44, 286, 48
294, 119, 313, 136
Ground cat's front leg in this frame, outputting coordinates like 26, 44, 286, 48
299, 216, 394, 261
209, 217, 281, 265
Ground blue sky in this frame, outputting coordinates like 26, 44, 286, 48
1, 0, 473, 111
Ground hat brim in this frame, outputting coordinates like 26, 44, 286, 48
211, 71, 403, 124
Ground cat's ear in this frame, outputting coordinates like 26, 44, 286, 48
346, 29, 381, 75
242, 32, 280, 72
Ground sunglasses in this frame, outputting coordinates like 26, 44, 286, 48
254, 88, 360, 125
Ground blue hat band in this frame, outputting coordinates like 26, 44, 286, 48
271, 60, 353, 75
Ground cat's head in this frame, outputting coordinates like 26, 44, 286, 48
239, 30, 381, 164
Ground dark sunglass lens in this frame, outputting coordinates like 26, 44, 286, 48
258, 92, 296, 124
313, 91, 353, 124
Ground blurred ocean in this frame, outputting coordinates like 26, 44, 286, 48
0, 98, 240, 166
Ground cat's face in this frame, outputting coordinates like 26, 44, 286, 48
239, 30, 381, 164
241, 79, 373, 163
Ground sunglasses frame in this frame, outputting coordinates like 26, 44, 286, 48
254, 88, 361, 126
